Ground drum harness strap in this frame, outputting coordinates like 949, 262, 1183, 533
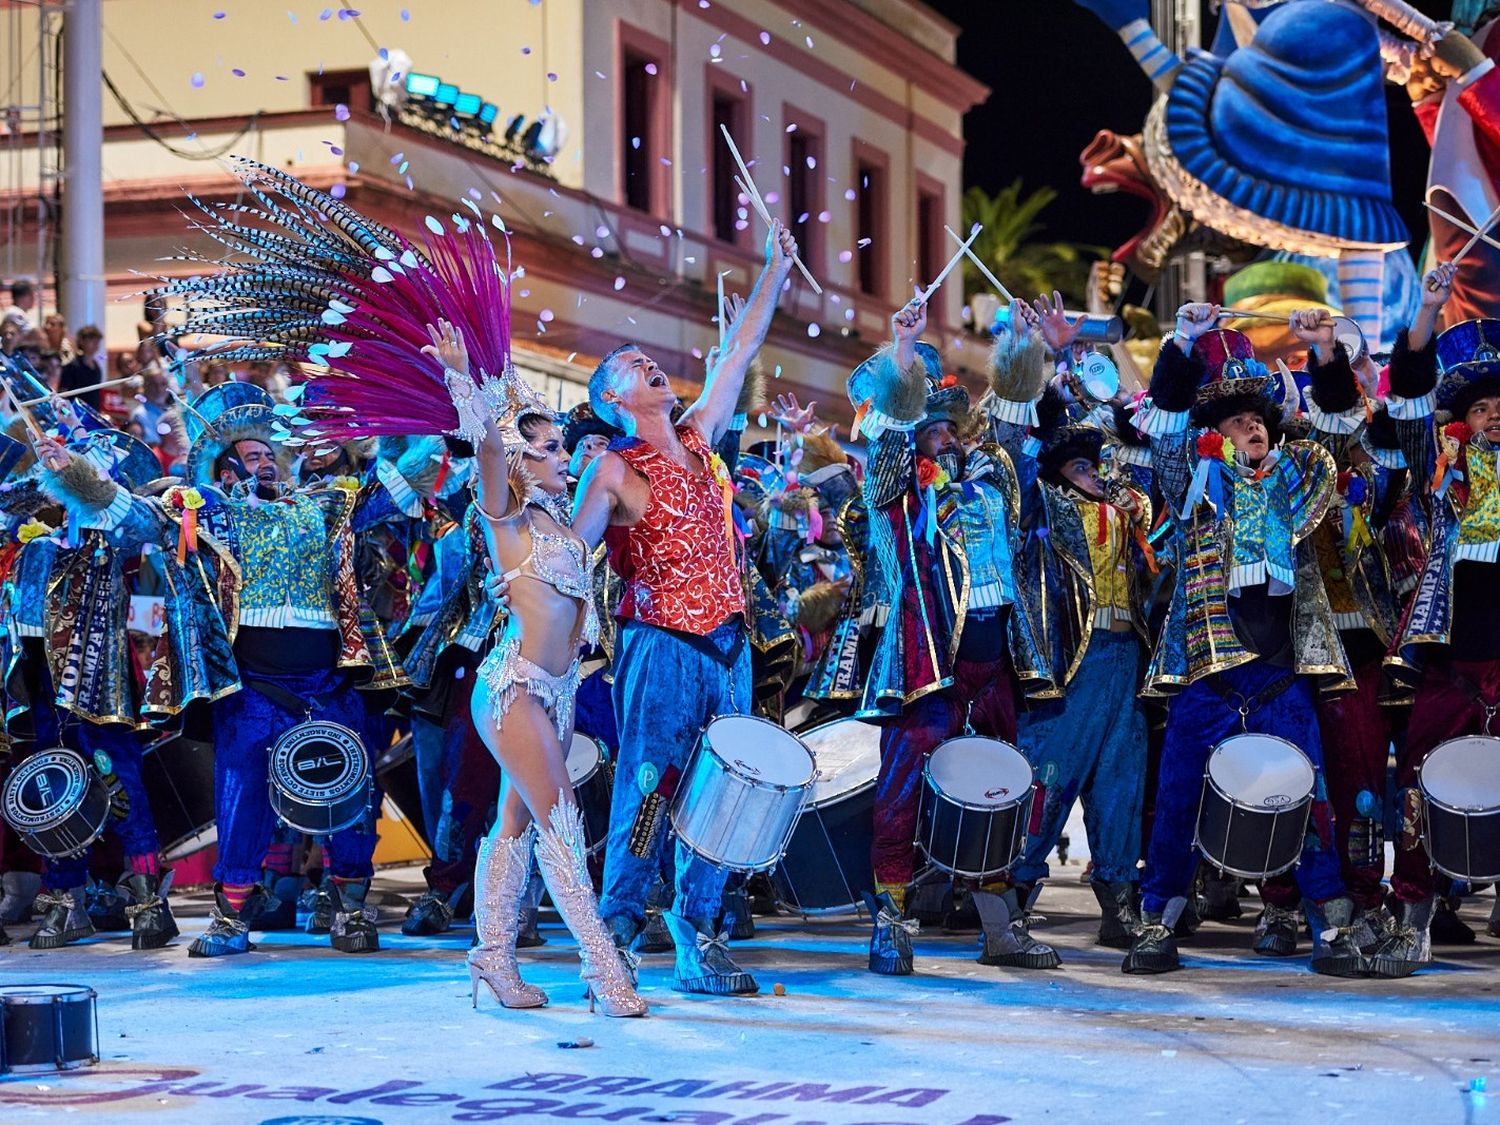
245, 677, 324, 723
1210, 671, 1297, 733
1440, 668, 1500, 735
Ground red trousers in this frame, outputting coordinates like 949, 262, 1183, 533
1395, 657, 1500, 903
1316, 659, 1397, 911
872, 657, 1017, 888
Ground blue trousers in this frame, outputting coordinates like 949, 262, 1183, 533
23, 652, 158, 890
1141, 662, 1343, 914
210, 669, 377, 887
599, 619, 750, 928
1013, 630, 1147, 885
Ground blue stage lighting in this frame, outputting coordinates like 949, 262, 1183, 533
405, 73, 440, 98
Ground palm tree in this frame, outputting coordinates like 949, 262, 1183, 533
960, 181, 1104, 307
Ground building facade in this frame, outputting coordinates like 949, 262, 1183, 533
1, 0, 987, 423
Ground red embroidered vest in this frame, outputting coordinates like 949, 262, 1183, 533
606, 425, 744, 635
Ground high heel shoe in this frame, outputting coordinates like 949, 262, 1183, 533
534, 797, 648, 1018
467, 829, 549, 1009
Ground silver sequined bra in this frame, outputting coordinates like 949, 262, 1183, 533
499, 509, 599, 648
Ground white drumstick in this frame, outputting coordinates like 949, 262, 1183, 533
919, 225, 982, 306
1455, 200, 1500, 264
1422, 199, 1500, 256
722, 125, 823, 294
944, 224, 1013, 302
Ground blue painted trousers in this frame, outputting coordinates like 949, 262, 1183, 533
599, 618, 750, 929
22, 649, 158, 890
210, 669, 377, 887
1012, 630, 1147, 885
1141, 662, 1343, 914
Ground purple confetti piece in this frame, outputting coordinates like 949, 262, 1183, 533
348, 160, 360, 172
807, 324, 821, 338
331, 183, 347, 199
389, 151, 404, 164
760, 31, 771, 45
213, 10, 227, 18
401, 8, 410, 20
709, 44, 721, 59
539, 309, 555, 322
320, 8, 333, 20
614, 277, 626, 291
334, 103, 350, 121
522, 46, 532, 55
838, 249, 853, 263
330, 145, 343, 155
547, 72, 557, 82
190, 72, 205, 88
590, 247, 604, 259
857, 237, 872, 248
232, 68, 246, 77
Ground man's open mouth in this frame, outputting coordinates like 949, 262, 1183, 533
647, 372, 668, 389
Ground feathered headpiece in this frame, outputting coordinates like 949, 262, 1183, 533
145, 156, 545, 450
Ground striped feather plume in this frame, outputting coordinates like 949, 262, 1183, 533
151, 156, 519, 442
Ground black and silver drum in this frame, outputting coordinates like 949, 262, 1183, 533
1, 748, 112, 858
267, 721, 371, 836
1195, 734, 1315, 879
0, 985, 98, 1074
566, 731, 613, 857
917, 736, 1034, 879
141, 734, 217, 860
1419, 735, 1500, 882
670, 715, 815, 872
374, 734, 429, 848
772, 718, 880, 914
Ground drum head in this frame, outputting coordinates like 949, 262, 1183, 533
704, 716, 815, 788
1332, 315, 1366, 362
269, 722, 368, 804
0, 985, 92, 1003
1421, 736, 1500, 810
2, 749, 91, 832
1207, 735, 1315, 808
926, 737, 1031, 807
800, 720, 882, 806
566, 732, 604, 784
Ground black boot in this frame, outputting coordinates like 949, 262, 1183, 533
864, 891, 915, 975
1197, 869, 1243, 922
86, 878, 131, 932
304, 876, 336, 935
636, 881, 675, 952
118, 870, 179, 951
401, 887, 457, 936
1430, 895, 1476, 945
1252, 903, 1300, 956
188, 884, 268, 957
973, 885, 1061, 969
0, 871, 41, 924
1091, 879, 1142, 949
29, 886, 93, 949
1122, 896, 1187, 975
1367, 896, 1435, 979
663, 912, 758, 994
1304, 896, 1367, 978
718, 884, 755, 941
329, 880, 380, 953
257, 874, 302, 931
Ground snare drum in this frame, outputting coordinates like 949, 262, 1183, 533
1418, 735, 1500, 882
0, 985, 98, 1074
141, 734, 217, 861
267, 720, 371, 836
1195, 734, 1315, 879
917, 736, 1034, 879
670, 715, 815, 872
1, 748, 112, 859
772, 718, 881, 914
566, 731, 613, 857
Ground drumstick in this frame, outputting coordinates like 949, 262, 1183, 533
1217, 308, 1291, 323
1454, 200, 1500, 264
919, 224, 982, 306
720, 125, 822, 294
945, 224, 1013, 302
1422, 200, 1500, 256
18, 373, 142, 408
716, 269, 730, 351
2, 378, 43, 441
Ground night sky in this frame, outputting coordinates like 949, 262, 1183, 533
928, 0, 1455, 260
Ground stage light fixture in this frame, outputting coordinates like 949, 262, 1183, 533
453, 91, 482, 118
405, 72, 440, 98
478, 102, 499, 127
504, 114, 526, 144
434, 83, 458, 107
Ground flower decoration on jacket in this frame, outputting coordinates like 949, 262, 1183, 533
165, 485, 208, 564
1337, 470, 1373, 554
1182, 429, 1235, 516
707, 450, 740, 546
915, 455, 951, 491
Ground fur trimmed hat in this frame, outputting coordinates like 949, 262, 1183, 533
183, 383, 287, 489
1435, 318, 1500, 417
562, 401, 621, 454
847, 342, 942, 435
1035, 387, 1105, 485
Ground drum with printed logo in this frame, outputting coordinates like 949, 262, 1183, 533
267, 721, 371, 835
1, 748, 112, 858
1195, 734, 1315, 879
141, 734, 217, 860
917, 736, 1035, 879
670, 715, 814, 872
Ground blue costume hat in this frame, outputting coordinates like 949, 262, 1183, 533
1436, 319, 1500, 414
847, 341, 943, 435
71, 429, 163, 493
1148, 1, 1406, 254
